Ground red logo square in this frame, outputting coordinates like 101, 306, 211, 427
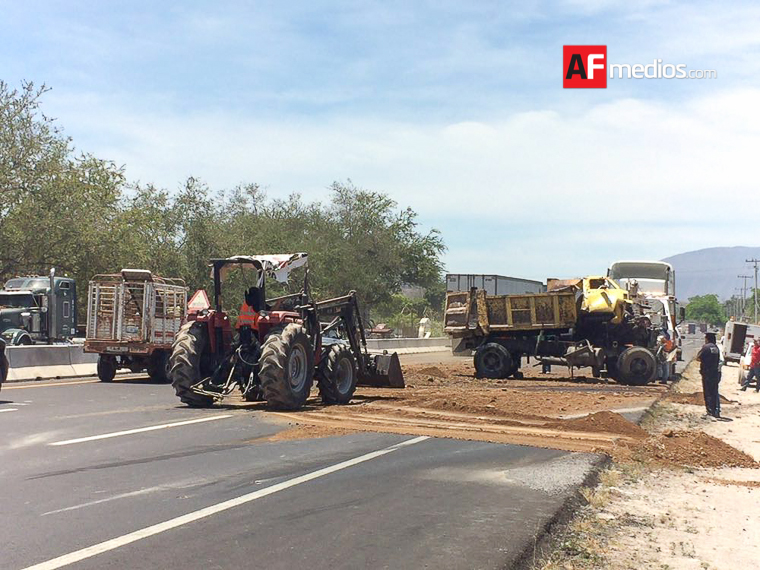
563, 45, 607, 88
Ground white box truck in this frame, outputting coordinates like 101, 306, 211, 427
722, 320, 760, 363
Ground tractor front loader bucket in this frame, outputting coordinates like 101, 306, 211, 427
358, 352, 405, 388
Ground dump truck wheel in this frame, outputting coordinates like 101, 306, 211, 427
474, 343, 512, 378
169, 322, 215, 407
259, 324, 314, 410
97, 355, 117, 382
317, 345, 358, 405
147, 351, 171, 384
615, 346, 656, 386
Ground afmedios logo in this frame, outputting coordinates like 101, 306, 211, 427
563, 45, 607, 88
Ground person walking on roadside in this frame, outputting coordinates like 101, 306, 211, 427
741, 338, 760, 392
655, 335, 669, 384
697, 332, 722, 419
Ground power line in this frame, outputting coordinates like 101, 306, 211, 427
738, 274, 752, 319
746, 259, 760, 323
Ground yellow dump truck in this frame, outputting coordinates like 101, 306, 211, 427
444, 276, 657, 385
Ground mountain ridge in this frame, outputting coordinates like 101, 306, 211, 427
661, 246, 760, 301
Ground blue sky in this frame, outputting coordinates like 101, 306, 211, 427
3, 1, 760, 280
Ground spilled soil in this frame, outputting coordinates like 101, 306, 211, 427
665, 391, 734, 405
252, 360, 757, 469
634, 430, 757, 469
262, 361, 663, 454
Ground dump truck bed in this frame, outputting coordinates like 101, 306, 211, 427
444, 289, 579, 337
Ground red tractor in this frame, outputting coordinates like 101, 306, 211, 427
169, 254, 403, 410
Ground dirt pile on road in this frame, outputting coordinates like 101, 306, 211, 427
635, 431, 758, 469
414, 366, 448, 379
559, 411, 649, 440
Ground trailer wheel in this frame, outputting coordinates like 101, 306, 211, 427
147, 351, 171, 384
615, 347, 656, 386
97, 355, 117, 382
317, 345, 358, 405
474, 343, 513, 379
259, 324, 314, 410
170, 322, 215, 407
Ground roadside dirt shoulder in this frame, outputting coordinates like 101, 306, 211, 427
537, 361, 760, 570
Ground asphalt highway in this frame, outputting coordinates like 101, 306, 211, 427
0, 342, 703, 570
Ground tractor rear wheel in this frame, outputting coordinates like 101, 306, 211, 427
317, 345, 358, 405
474, 343, 512, 378
97, 355, 117, 382
615, 346, 656, 386
147, 351, 171, 384
169, 322, 215, 407
259, 324, 314, 410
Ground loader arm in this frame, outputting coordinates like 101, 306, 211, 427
316, 292, 404, 388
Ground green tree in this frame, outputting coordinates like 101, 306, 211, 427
0, 82, 447, 326
685, 294, 726, 326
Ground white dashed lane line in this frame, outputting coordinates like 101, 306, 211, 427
48, 414, 234, 446
22, 436, 430, 570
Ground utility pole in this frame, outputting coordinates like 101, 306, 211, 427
738, 275, 752, 320
746, 259, 760, 323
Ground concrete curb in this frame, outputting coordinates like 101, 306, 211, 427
515, 355, 698, 570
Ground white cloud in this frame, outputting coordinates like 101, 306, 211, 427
44, 85, 760, 279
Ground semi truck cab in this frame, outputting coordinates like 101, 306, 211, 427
0, 269, 76, 345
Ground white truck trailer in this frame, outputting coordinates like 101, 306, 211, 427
722, 320, 760, 363
84, 269, 188, 382
446, 274, 546, 296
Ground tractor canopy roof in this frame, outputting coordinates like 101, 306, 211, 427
212, 253, 308, 284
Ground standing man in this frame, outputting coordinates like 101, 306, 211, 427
697, 332, 722, 419
655, 335, 669, 384
741, 338, 760, 392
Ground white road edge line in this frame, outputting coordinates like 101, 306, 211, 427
22, 435, 429, 570
48, 415, 234, 446
0, 408, 18, 413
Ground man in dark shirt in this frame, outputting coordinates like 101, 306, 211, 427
697, 332, 722, 418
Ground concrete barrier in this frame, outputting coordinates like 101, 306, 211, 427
366, 337, 451, 353
5, 345, 98, 382
2, 337, 452, 383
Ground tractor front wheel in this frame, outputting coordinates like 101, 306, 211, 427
169, 322, 215, 407
259, 324, 314, 410
317, 345, 358, 405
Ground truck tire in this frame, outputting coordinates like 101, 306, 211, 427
615, 347, 656, 386
317, 345, 358, 405
474, 343, 513, 379
147, 351, 171, 384
0, 339, 8, 386
97, 355, 117, 382
170, 322, 215, 407
259, 324, 314, 410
